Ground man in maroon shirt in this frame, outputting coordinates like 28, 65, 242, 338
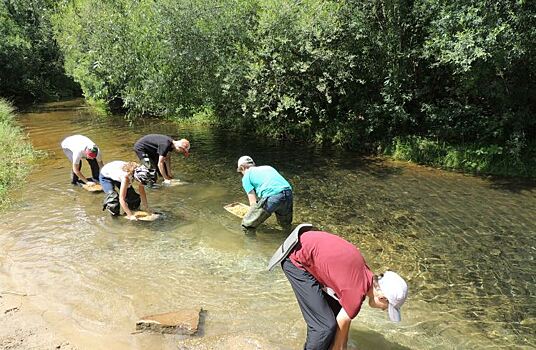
270, 226, 408, 350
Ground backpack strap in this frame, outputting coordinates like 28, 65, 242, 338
267, 223, 315, 271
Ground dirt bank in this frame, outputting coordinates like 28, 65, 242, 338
0, 291, 77, 350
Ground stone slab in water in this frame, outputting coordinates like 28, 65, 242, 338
136, 308, 202, 335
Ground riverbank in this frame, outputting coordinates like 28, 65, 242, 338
382, 136, 536, 178
0, 291, 77, 350
0, 99, 38, 209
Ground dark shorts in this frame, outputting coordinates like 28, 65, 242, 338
99, 175, 121, 193
134, 149, 167, 177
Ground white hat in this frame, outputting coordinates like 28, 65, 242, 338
237, 155, 255, 171
176, 139, 190, 157
378, 271, 408, 322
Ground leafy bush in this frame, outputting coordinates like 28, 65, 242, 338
0, 99, 38, 209
386, 136, 536, 177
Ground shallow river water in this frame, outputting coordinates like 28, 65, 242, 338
0, 100, 535, 349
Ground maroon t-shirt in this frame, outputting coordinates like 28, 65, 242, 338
288, 231, 373, 319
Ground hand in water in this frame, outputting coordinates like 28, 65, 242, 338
163, 179, 172, 185
127, 215, 138, 221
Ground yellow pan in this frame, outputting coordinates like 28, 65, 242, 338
162, 179, 189, 187
224, 202, 250, 219
82, 183, 103, 192
126, 211, 162, 222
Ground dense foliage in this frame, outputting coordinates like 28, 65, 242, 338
2, 0, 535, 175
0, 0, 79, 103
0, 99, 37, 208
385, 136, 536, 177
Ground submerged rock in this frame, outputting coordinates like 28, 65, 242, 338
136, 308, 203, 335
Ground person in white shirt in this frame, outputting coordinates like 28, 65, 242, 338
99, 161, 156, 220
60, 135, 103, 186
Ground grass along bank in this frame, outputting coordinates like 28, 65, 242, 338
383, 136, 536, 178
0, 99, 39, 209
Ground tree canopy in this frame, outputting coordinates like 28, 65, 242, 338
1, 0, 535, 174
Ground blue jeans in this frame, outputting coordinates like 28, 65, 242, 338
241, 189, 293, 234
99, 174, 120, 193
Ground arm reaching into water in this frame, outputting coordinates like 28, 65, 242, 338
120, 178, 136, 220
138, 184, 152, 213
165, 155, 173, 178
72, 162, 92, 184
247, 190, 257, 206
330, 308, 352, 350
158, 155, 172, 180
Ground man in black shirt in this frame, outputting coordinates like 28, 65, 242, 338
133, 134, 190, 183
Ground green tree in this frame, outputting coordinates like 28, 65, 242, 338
52, 0, 535, 171
0, 0, 79, 102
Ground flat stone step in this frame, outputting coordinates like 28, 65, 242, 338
136, 308, 203, 335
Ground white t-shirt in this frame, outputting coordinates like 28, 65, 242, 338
100, 161, 133, 183
61, 135, 102, 164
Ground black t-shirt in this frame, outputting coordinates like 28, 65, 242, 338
134, 134, 174, 157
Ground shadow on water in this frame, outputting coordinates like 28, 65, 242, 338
19, 98, 87, 113
352, 329, 413, 350
486, 176, 536, 193
202, 127, 403, 181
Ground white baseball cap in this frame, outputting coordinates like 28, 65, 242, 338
237, 155, 255, 171
378, 271, 408, 322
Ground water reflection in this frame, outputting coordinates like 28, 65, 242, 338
0, 99, 534, 349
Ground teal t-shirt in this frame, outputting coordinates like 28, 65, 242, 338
242, 165, 291, 198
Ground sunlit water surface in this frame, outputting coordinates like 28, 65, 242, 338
0, 100, 535, 349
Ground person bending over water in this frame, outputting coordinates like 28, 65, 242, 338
236, 155, 293, 234
99, 161, 156, 220
60, 135, 103, 186
133, 134, 190, 185
269, 225, 409, 350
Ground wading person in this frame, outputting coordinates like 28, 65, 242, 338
236, 155, 293, 234
268, 225, 409, 350
99, 161, 156, 220
60, 135, 103, 186
133, 134, 190, 184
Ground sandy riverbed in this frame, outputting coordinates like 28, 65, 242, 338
0, 291, 76, 350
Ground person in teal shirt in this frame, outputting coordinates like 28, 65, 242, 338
237, 155, 293, 234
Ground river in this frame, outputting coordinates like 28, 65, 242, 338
0, 99, 534, 349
